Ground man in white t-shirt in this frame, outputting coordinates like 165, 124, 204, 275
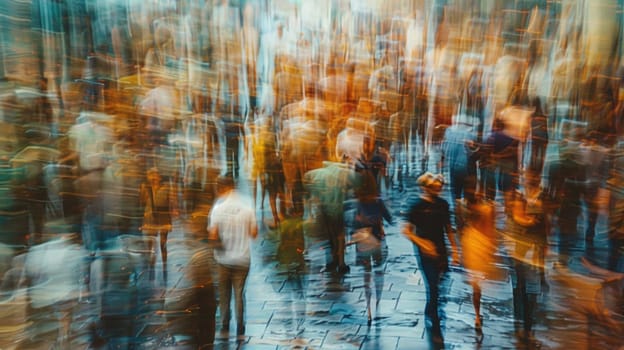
208, 175, 257, 338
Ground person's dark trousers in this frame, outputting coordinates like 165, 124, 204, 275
217, 264, 249, 334
513, 260, 537, 334
558, 189, 582, 262
582, 184, 600, 241
416, 253, 447, 337
449, 167, 467, 203
483, 167, 497, 201
196, 284, 217, 348
529, 141, 548, 175
319, 208, 346, 270
225, 135, 240, 178
608, 238, 624, 272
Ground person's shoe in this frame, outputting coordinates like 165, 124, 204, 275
367, 307, 372, 326
337, 264, 350, 274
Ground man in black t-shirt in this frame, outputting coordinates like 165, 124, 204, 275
402, 173, 459, 344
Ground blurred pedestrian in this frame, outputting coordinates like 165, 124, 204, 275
304, 160, 359, 274
507, 193, 549, 339
483, 118, 520, 214
208, 175, 257, 339
578, 131, 610, 243
402, 172, 459, 344
276, 206, 307, 336
460, 200, 497, 331
352, 174, 392, 324
440, 115, 479, 229
140, 167, 178, 279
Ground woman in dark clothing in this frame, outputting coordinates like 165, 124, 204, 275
352, 174, 392, 324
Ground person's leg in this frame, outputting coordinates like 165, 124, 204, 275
471, 281, 482, 329
333, 215, 348, 272
217, 265, 232, 331
608, 191, 624, 271
584, 185, 600, 242
359, 253, 373, 322
225, 136, 237, 178
558, 194, 581, 263
484, 166, 497, 201
449, 167, 465, 203
160, 231, 169, 265
608, 238, 624, 272
373, 243, 387, 311
418, 256, 442, 335
320, 210, 337, 271
197, 284, 216, 347
231, 266, 250, 335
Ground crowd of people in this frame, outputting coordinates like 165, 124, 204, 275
1, 0, 624, 348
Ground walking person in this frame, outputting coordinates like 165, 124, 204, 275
507, 193, 549, 340
140, 167, 178, 280
483, 118, 520, 214
304, 160, 359, 274
440, 115, 480, 229
402, 173, 459, 345
208, 175, 258, 339
351, 174, 392, 325
460, 199, 498, 332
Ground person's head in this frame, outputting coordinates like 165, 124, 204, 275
417, 172, 444, 197
216, 174, 235, 195
147, 167, 161, 184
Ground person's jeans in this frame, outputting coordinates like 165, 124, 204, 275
416, 253, 448, 336
217, 264, 249, 333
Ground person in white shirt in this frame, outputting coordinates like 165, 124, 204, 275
208, 175, 258, 338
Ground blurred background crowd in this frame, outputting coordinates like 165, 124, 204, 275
1, 0, 624, 348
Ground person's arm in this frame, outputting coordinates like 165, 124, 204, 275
402, 223, 438, 258
249, 210, 259, 239
206, 213, 224, 249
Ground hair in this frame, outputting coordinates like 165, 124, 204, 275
147, 167, 160, 176
216, 174, 235, 190
416, 172, 444, 187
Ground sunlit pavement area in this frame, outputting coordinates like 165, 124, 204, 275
3, 167, 622, 350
